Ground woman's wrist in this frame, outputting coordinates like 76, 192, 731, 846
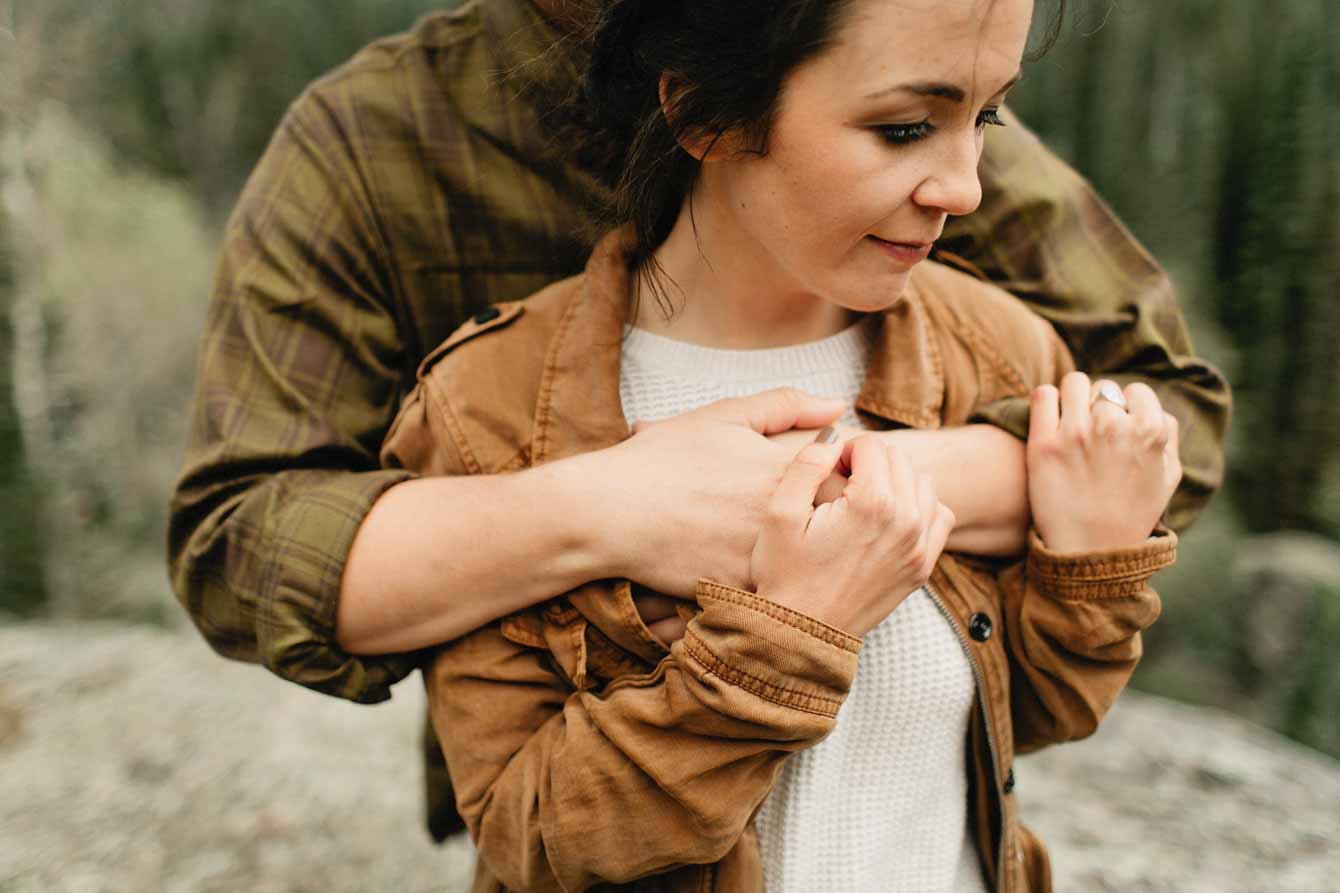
1031, 522, 1170, 556
879, 425, 1029, 556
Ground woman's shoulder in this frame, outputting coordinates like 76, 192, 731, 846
397, 273, 588, 473
415, 273, 582, 382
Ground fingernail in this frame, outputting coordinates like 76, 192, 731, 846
814, 426, 838, 445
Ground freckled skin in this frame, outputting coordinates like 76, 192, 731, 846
638, 0, 1034, 349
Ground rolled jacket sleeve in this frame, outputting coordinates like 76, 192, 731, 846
430, 580, 860, 891
948, 109, 1232, 533
1002, 528, 1177, 752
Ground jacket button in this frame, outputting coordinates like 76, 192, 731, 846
1004, 767, 1016, 794
473, 306, 501, 324
968, 612, 993, 642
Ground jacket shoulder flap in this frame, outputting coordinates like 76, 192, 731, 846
413, 275, 582, 474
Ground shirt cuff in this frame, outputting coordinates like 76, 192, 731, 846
258, 468, 422, 703
970, 395, 1032, 440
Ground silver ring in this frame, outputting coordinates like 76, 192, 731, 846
1090, 380, 1129, 412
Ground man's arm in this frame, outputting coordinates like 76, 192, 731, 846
168, 78, 631, 698
940, 108, 1231, 533
167, 80, 846, 687
166, 85, 427, 702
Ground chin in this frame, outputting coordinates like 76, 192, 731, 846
843, 273, 911, 312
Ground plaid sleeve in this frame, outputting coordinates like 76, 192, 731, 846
167, 88, 421, 703
943, 109, 1232, 532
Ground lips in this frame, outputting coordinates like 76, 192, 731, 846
868, 235, 933, 266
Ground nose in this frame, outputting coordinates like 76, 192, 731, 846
912, 131, 984, 218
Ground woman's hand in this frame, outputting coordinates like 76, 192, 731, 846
748, 433, 955, 637
597, 388, 847, 598
1027, 372, 1182, 552
773, 425, 1029, 557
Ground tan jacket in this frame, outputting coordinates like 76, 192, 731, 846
381, 233, 1176, 892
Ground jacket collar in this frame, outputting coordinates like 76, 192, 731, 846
532, 230, 946, 465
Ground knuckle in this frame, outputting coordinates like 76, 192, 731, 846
880, 437, 908, 464
857, 490, 894, 522
1135, 418, 1163, 445
1028, 433, 1062, 460
892, 511, 922, 543
853, 433, 882, 454
763, 497, 793, 528
1062, 371, 1090, 389
1127, 381, 1157, 403
795, 443, 825, 464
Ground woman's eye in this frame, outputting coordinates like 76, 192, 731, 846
874, 121, 934, 145
977, 108, 1006, 129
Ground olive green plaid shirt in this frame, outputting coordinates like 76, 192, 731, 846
168, 0, 1230, 706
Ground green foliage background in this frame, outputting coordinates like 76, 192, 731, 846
2, 1, 1338, 753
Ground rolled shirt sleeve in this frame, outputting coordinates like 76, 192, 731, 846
167, 89, 422, 703
167, 5, 593, 704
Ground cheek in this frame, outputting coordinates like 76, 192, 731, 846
774, 140, 900, 235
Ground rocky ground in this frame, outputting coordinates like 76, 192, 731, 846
1, 622, 1337, 892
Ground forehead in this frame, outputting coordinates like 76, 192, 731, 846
817, 0, 1033, 97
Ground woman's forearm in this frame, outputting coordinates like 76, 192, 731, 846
882, 425, 1029, 556
337, 459, 608, 655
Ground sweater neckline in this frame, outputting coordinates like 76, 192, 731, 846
621, 316, 876, 381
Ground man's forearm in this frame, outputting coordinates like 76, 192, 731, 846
337, 459, 609, 654
882, 425, 1028, 556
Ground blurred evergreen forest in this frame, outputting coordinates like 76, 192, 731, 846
1, 2, 1337, 754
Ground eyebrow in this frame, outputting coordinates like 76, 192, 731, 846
864, 70, 1024, 103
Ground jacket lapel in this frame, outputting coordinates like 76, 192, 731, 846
531, 231, 636, 465
858, 271, 947, 430
533, 231, 951, 463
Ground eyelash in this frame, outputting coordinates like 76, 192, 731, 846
875, 108, 1007, 146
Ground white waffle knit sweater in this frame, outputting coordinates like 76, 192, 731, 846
619, 318, 988, 893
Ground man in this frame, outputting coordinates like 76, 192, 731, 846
168, 0, 1229, 840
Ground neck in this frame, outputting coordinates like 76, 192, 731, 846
632, 186, 859, 350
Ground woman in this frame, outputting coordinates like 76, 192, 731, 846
381, 0, 1180, 890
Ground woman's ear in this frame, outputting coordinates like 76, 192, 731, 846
658, 72, 727, 160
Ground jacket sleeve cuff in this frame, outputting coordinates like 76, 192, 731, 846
258, 469, 423, 703
680, 580, 861, 718
1026, 526, 1178, 600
